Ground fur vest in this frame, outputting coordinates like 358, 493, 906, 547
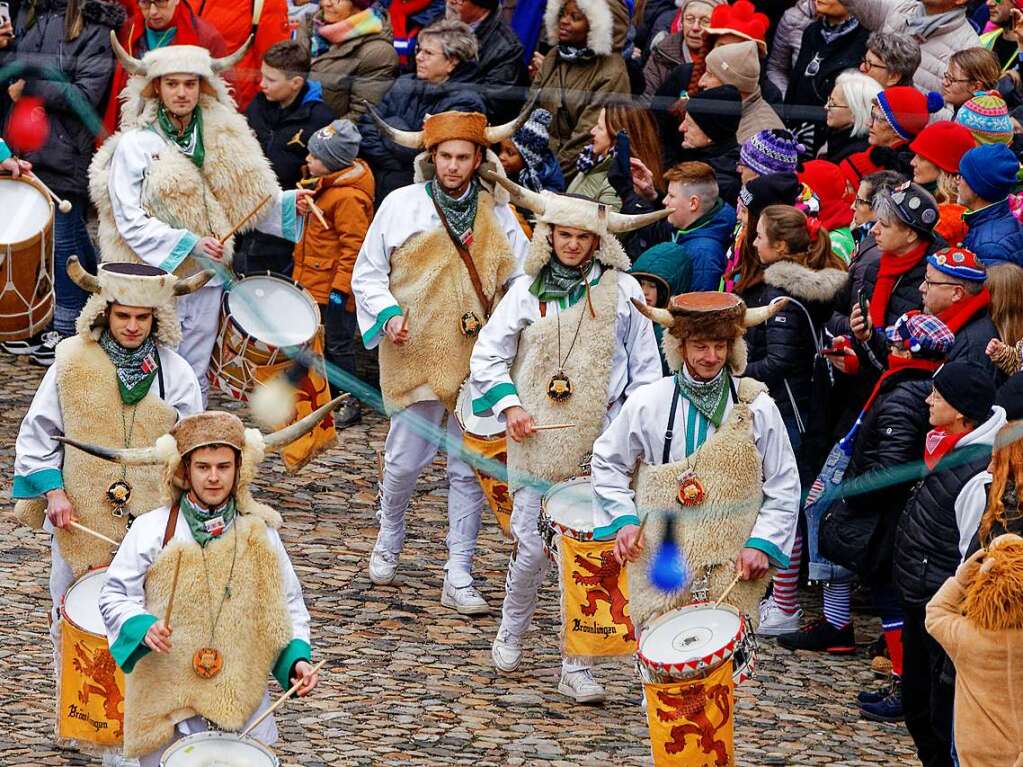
89, 96, 282, 277
507, 271, 620, 490
16, 337, 175, 578
378, 191, 517, 414
628, 378, 769, 630
123, 513, 291, 758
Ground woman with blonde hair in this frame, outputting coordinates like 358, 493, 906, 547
986, 263, 1023, 376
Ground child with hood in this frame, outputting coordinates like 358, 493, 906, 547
630, 243, 694, 373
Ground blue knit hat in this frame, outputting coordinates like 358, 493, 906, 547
927, 245, 988, 282
959, 143, 1019, 203
739, 129, 802, 176
512, 108, 554, 171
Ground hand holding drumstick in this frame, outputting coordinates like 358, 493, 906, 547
384, 312, 409, 345
613, 516, 648, 565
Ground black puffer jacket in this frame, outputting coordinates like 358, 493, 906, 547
474, 11, 526, 123
827, 227, 879, 338
4, 0, 124, 198
946, 310, 1000, 380
743, 259, 848, 431
819, 370, 932, 583
894, 410, 1006, 605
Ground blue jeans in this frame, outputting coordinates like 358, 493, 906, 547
804, 441, 855, 583
53, 193, 97, 336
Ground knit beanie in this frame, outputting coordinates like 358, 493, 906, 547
705, 40, 760, 94
876, 86, 944, 141
512, 108, 554, 170
798, 159, 854, 230
308, 119, 361, 172
739, 129, 801, 176
687, 84, 743, 144
933, 360, 996, 425
909, 120, 976, 174
927, 245, 987, 282
959, 143, 1020, 203
739, 172, 802, 220
956, 90, 1014, 145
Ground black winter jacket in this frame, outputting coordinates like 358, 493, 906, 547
946, 310, 1000, 381
474, 11, 526, 123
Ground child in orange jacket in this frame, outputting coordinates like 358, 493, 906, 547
293, 119, 375, 425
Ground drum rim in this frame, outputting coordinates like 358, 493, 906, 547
455, 379, 506, 439
0, 176, 55, 249
160, 730, 279, 765
539, 475, 596, 541
224, 271, 322, 348
60, 566, 109, 636
636, 602, 744, 674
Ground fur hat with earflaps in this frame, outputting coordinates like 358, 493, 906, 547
69, 258, 213, 348
479, 169, 670, 276
632, 291, 787, 374
963, 533, 1023, 631
56, 397, 346, 525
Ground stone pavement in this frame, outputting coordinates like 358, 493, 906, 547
0, 353, 920, 766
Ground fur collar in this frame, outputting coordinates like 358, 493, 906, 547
764, 260, 848, 304
543, 0, 614, 56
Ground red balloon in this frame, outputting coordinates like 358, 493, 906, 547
7, 96, 50, 154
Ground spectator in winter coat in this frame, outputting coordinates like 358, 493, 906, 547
859, 30, 921, 88
677, 84, 744, 204
239, 40, 337, 276
700, 40, 784, 144
495, 107, 566, 195
819, 70, 880, 164
908, 120, 975, 247
449, 0, 525, 122
630, 244, 692, 374
295, 0, 399, 121
958, 143, 1023, 266
765, 0, 815, 96
985, 262, 1023, 376
704, 0, 783, 103
980, 0, 1023, 70
641, 0, 723, 103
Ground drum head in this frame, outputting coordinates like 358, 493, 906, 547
161, 731, 279, 766
542, 477, 596, 536
639, 604, 741, 670
227, 275, 319, 348
62, 569, 108, 636
0, 177, 51, 245
456, 380, 504, 439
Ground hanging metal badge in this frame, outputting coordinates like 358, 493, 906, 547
107, 480, 133, 518
547, 371, 573, 401
460, 311, 482, 338
676, 467, 706, 507
192, 647, 223, 679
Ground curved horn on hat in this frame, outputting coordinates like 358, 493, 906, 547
211, 35, 254, 72
362, 101, 424, 149
110, 30, 144, 75
478, 169, 547, 215
630, 297, 676, 329
67, 257, 101, 294
607, 207, 673, 234
56, 436, 163, 465
483, 91, 540, 144
743, 297, 789, 327
174, 269, 215, 296
262, 394, 349, 452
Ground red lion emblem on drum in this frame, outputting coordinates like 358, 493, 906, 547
572, 550, 636, 642
655, 682, 731, 765
72, 642, 124, 737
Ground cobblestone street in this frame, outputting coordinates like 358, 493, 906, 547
1, 353, 919, 766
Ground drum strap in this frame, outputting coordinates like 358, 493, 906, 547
162, 501, 180, 547
662, 386, 681, 464
431, 196, 493, 317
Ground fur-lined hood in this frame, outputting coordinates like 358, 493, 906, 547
764, 260, 848, 305
544, 0, 620, 56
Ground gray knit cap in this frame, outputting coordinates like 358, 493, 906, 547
308, 119, 361, 172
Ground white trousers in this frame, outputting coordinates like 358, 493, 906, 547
500, 487, 590, 673
175, 284, 223, 405
49, 533, 74, 660
375, 400, 485, 588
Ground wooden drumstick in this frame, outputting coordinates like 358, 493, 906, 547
218, 194, 271, 245
714, 573, 743, 608
27, 172, 72, 213
308, 200, 330, 230
241, 658, 327, 737
627, 514, 649, 557
399, 309, 410, 335
164, 551, 182, 629
69, 521, 120, 547
531, 423, 575, 431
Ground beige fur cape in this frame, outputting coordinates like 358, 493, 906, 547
377, 191, 518, 414
628, 378, 771, 630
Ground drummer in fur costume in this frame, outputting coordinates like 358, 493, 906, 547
13, 260, 206, 666
590, 292, 800, 633
351, 106, 531, 611
91, 37, 314, 403
469, 176, 666, 703
61, 404, 337, 764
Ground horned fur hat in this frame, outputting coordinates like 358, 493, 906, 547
481, 169, 670, 276
632, 291, 787, 374
69, 258, 212, 348
110, 33, 251, 100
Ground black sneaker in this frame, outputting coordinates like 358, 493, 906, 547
777, 617, 856, 653
1, 331, 43, 355
30, 330, 62, 367
334, 397, 362, 429
859, 677, 904, 722
857, 680, 893, 705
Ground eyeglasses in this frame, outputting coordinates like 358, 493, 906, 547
860, 57, 889, 72
682, 14, 710, 28
922, 279, 962, 288
825, 99, 849, 110
138, 0, 173, 7
942, 72, 973, 84
854, 196, 872, 206
868, 108, 885, 124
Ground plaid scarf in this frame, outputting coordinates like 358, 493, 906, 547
99, 331, 159, 405
429, 178, 479, 246
575, 144, 611, 176
157, 103, 204, 168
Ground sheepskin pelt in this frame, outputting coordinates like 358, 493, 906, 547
506, 271, 620, 490
122, 513, 291, 758
50, 337, 176, 577
76, 294, 181, 348
627, 377, 771, 631
764, 260, 848, 304
377, 192, 519, 415
544, 0, 615, 56
413, 151, 511, 206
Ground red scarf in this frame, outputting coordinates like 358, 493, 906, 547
936, 286, 991, 334
870, 241, 929, 329
924, 428, 969, 470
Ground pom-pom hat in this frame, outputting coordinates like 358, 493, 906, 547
876, 87, 944, 141
705, 0, 770, 54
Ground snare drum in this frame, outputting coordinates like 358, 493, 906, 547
539, 476, 596, 561
160, 730, 279, 767
454, 381, 512, 539
209, 274, 321, 400
0, 175, 54, 341
58, 568, 125, 747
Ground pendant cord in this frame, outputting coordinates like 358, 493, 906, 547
554, 290, 588, 373
200, 522, 239, 645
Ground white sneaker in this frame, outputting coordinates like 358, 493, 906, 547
368, 550, 398, 585
558, 668, 605, 704
441, 577, 490, 615
757, 596, 803, 636
491, 631, 522, 672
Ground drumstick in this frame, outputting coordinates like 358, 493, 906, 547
714, 573, 743, 608
627, 514, 649, 557
27, 172, 72, 213
531, 423, 575, 431
69, 521, 119, 547
164, 551, 182, 629
241, 658, 327, 737
399, 309, 410, 335
218, 194, 271, 245
308, 200, 330, 230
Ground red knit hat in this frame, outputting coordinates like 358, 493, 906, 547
798, 160, 854, 231
909, 121, 977, 174
706, 0, 770, 54
876, 87, 944, 141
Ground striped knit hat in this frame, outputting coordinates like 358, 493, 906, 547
955, 91, 1013, 145
739, 129, 802, 176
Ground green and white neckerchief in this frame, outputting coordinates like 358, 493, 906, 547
674, 368, 731, 453
157, 102, 205, 168
99, 331, 159, 405
429, 178, 479, 246
529, 259, 599, 306
180, 493, 237, 548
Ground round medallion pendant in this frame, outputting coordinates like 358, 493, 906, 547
192, 647, 223, 679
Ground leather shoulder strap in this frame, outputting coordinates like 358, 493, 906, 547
162, 501, 180, 547
430, 194, 493, 317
